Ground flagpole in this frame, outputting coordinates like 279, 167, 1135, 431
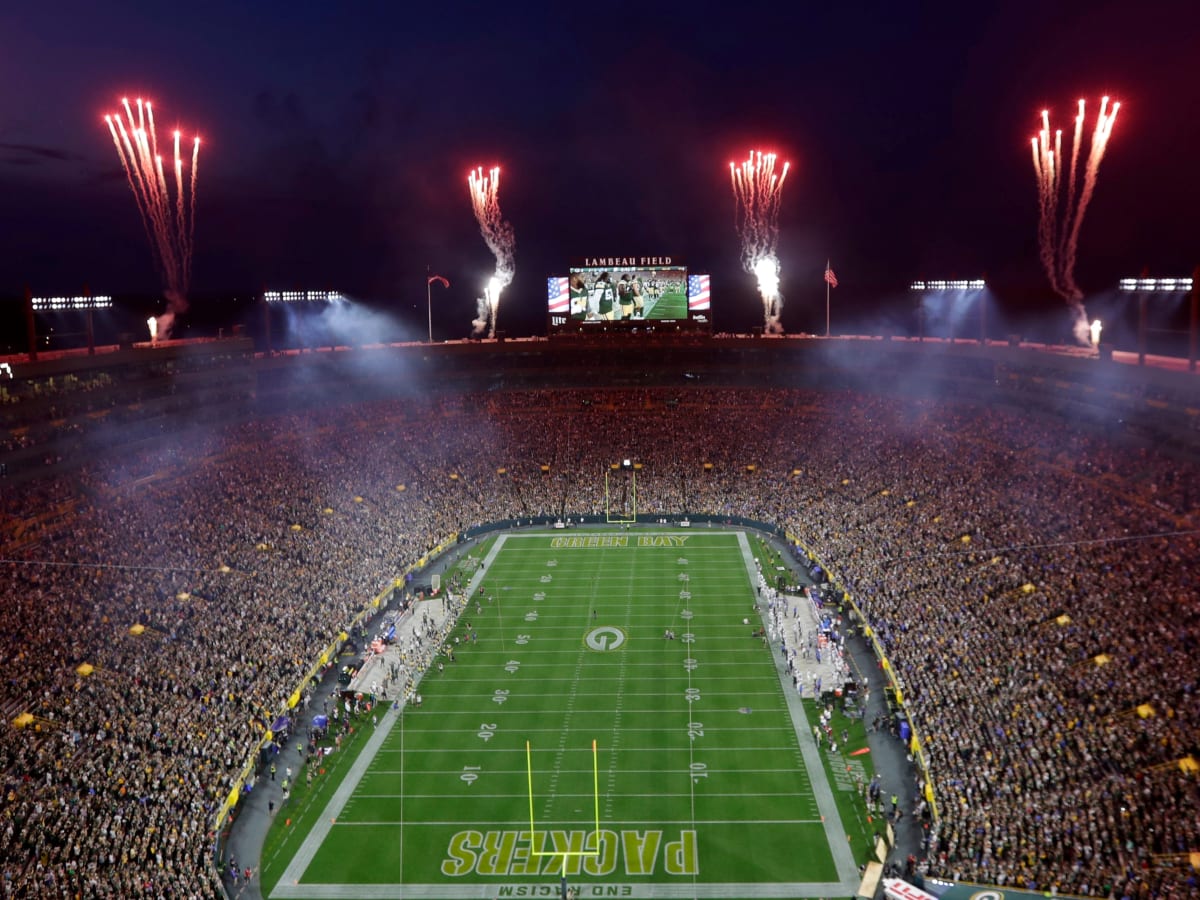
825, 259, 831, 338
426, 266, 433, 343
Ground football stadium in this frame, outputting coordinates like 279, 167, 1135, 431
1, 331, 1198, 900
6, 4, 1200, 898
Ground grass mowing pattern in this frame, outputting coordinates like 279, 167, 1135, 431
265, 530, 859, 899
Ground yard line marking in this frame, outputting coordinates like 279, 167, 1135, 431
369, 763, 825, 777
379, 724, 799, 736
269, 881, 855, 898
349, 792, 814, 801
325, 817, 826, 827
269, 881, 857, 898
371, 755, 821, 765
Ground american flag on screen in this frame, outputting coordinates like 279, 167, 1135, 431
824, 262, 839, 288
547, 277, 570, 314
687, 274, 711, 311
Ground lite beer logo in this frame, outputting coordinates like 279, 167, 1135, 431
441, 829, 698, 878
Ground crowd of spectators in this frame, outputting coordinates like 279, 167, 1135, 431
0, 385, 1196, 898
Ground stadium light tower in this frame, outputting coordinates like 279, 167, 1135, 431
263, 290, 348, 353
29, 290, 114, 357
909, 279, 988, 343
1118, 274, 1195, 367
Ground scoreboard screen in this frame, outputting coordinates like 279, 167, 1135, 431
547, 255, 710, 335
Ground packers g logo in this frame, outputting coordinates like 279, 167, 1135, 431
584, 626, 627, 651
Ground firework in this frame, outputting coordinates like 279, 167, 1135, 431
105, 96, 201, 339
729, 150, 790, 333
1031, 96, 1120, 344
467, 165, 515, 338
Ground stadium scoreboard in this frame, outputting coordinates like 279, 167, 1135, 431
547, 255, 711, 335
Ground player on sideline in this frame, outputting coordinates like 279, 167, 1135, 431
632, 273, 646, 318
591, 273, 617, 321
617, 274, 635, 319
570, 273, 591, 319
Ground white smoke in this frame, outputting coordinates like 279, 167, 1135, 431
471, 297, 490, 336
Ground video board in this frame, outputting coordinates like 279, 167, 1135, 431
547, 255, 710, 335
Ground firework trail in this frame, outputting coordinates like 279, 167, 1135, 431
1031, 96, 1120, 344
729, 150, 790, 333
105, 96, 201, 339
467, 166, 515, 338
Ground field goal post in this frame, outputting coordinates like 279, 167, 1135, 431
526, 739, 601, 891
604, 467, 637, 524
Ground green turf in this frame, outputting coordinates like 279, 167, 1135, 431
263, 530, 862, 899
644, 289, 688, 320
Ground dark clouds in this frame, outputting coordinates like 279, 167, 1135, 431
0, 142, 84, 165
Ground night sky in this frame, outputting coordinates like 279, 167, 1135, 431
2, 0, 1198, 342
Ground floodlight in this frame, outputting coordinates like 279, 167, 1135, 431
1118, 277, 1192, 293
264, 290, 347, 303
909, 279, 985, 291
31, 295, 113, 311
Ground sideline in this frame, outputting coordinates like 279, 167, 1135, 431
740, 532, 862, 896
269, 536, 507, 896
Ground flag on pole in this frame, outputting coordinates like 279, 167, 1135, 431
824, 261, 838, 288
428, 275, 450, 288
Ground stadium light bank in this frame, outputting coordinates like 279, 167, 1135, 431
27, 292, 114, 359
31, 295, 114, 311
261, 290, 349, 355
908, 279, 986, 291
1118, 274, 1198, 370
908, 278, 988, 343
264, 291, 348, 303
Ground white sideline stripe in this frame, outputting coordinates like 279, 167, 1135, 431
275, 535, 511, 890
735, 529, 859, 894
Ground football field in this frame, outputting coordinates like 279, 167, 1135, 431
643, 288, 687, 320
265, 530, 860, 899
